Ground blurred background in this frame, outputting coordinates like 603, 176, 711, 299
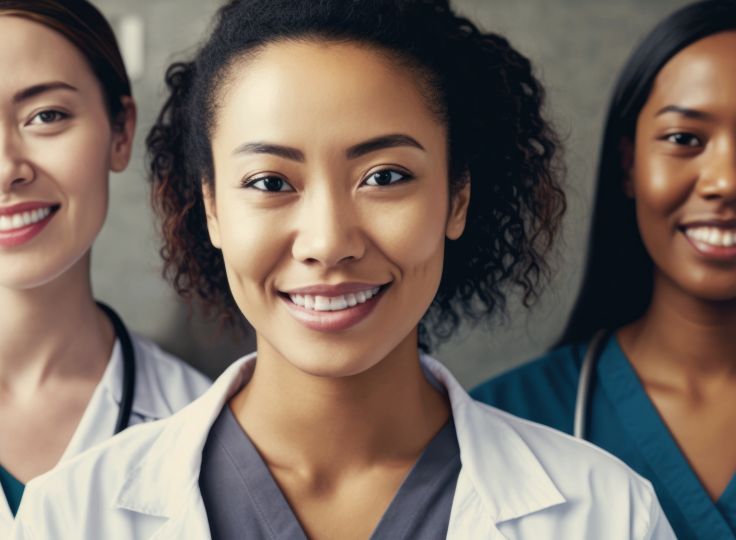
89, 0, 691, 387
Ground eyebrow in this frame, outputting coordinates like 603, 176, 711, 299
232, 133, 426, 162
345, 134, 426, 159
655, 105, 714, 121
232, 142, 305, 162
13, 82, 78, 104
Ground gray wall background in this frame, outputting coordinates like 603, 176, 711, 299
89, 0, 690, 387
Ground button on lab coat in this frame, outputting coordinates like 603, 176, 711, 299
13, 354, 675, 539
2, 333, 210, 537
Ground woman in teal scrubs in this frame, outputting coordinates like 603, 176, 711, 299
472, 1, 736, 538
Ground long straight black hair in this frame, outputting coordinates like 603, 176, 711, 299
558, 0, 736, 345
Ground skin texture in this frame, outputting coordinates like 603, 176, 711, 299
618, 30, 736, 501
0, 16, 135, 482
204, 40, 469, 539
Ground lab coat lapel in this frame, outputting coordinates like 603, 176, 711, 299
148, 489, 213, 540
421, 355, 567, 535
113, 354, 257, 528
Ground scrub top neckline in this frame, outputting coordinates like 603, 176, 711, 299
210, 405, 457, 539
0, 464, 24, 516
598, 335, 735, 536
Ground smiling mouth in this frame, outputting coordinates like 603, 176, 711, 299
279, 283, 391, 332
0, 205, 59, 233
286, 286, 382, 312
683, 225, 736, 248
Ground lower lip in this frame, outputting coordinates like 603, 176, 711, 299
0, 212, 56, 248
280, 289, 386, 332
683, 231, 736, 261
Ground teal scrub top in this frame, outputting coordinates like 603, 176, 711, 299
471, 335, 736, 540
0, 465, 24, 516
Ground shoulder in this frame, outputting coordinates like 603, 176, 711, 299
469, 342, 587, 431
131, 332, 212, 414
15, 419, 166, 538
465, 402, 670, 538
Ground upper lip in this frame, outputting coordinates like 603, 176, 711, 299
281, 282, 390, 295
0, 202, 59, 216
680, 218, 736, 229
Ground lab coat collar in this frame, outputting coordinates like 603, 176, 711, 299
115, 353, 257, 517
115, 353, 565, 525
420, 354, 566, 524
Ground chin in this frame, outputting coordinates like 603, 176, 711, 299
679, 277, 736, 304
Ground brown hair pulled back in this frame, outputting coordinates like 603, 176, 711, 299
0, 0, 131, 120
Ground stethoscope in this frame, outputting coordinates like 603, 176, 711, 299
96, 302, 136, 435
573, 328, 610, 440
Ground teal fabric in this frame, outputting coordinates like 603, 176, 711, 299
471, 335, 735, 540
0, 465, 25, 516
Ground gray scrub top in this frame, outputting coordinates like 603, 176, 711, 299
199, 406, 460, 540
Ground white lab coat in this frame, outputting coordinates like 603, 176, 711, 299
13, 354, 675, 539
2, 333, 211, 538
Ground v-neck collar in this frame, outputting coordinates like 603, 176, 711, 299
597, 335, 735, 537
0, 464, 24, 516
212, 406, 459, 540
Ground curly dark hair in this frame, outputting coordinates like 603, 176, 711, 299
147, 0, 565, 351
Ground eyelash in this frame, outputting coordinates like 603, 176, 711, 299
242, 175, 295, 193
362, 168, 413, 187
27, 109, 70, 126
242, 168, 414, 192
663, 132, 702, 147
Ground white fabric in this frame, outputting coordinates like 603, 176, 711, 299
1, 333, 210, 537
13, 354, 674, 539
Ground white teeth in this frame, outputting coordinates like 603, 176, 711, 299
0, 207, 52, 232
288, 286, 383, 312
685, 226, 736, 248
330, 296, 348, 310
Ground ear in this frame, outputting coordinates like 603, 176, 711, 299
109, 97, 137, 172
619, 137, 635, 199
202, 182, 222, 248
446, 178, 471, 240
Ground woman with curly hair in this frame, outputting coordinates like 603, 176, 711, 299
15, 0, 673, 538
472, 1, 736, 537
0, 0, 209, 531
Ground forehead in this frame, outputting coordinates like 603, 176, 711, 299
0, 15, 98, 98
646, 30, 736, 110
212, 39, 445, 149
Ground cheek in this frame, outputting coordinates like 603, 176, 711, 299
42, 119, 113, 213
367, 187, 448, 277
215, 202, 284, 293
632, 147, 692, 217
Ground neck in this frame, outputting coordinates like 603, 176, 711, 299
619, 271, 736, 387
231, 329, 449, 477
0, 253, 113, 390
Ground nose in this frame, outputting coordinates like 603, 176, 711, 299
291, 187, 366, 267
696, 139, 736, 202
0, 129, 34, 194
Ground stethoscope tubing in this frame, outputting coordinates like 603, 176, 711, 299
573, 329, 610, 440
96, 302, 136, 435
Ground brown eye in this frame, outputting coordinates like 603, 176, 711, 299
666, 132, 701, 147
364, 169, 411, 186
245, 175, 295, 192
29, 110, 69, 125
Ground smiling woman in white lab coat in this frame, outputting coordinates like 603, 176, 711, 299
14, 0, 673, 538
0, 1, 209, 533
